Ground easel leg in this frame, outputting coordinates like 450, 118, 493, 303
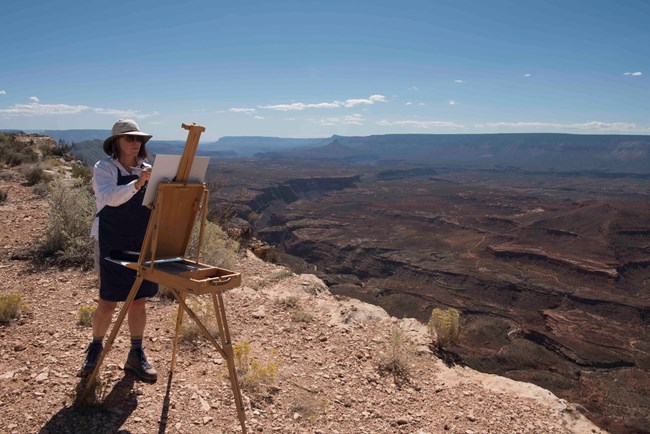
170, 288, 187, 373
83, 276, 145, 395
212, 292, 247, 434
168, 288, 247, 433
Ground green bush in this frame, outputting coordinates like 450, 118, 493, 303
39, 179, 94, 267
428, 307, 461, 350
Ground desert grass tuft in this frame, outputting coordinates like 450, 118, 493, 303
289, 388, 327, 421
233, 341, 280, 394
0, 293, 22, 322
77, 305, 96, 327
378, 324, 413, 383
276, 296, 314, 323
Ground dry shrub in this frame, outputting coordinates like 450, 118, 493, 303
176, 296, 220, 344
186, 219, 239, 269
289, 388, 327, 421
39, 179, 94, 268
0, 188, 7, 205
233, 341, 280, 394
276, 296, 313, 323
21, 164, 52, 186
71, 162, 92, 184
379, 324, 413, 382
428, 307, 461, 350
0, 293, 22, 322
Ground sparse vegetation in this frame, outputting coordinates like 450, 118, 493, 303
38, 179, 95, 268
176, 296, 220, 344
233, 341, 280, 394
78, 305, 96, 327
0, 134, 38, 166
71, 161, 92, 184
276, 296, 314, 323
378, 324, 412, 382
248, 269, 293, 290
289, 388, 327, 421
428, 307, 461, 351
0, 188, 8, 204
186, 219, 239, 269
0, 293, 22, 323
21, 163, 51, 186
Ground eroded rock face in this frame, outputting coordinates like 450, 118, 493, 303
252, 170, 650, 433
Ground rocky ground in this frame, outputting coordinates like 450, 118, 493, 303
0, 168, 606, 434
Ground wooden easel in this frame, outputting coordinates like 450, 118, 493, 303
84, 123, 247, 433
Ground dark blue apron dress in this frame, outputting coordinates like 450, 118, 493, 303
98, 166, 158, 301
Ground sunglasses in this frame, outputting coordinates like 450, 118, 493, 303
123, 135, 143, 143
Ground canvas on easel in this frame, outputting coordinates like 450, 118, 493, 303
83, 123, 247, 433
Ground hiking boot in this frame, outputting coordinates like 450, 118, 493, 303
77, 342, 103, 377
124, 347, 158, 382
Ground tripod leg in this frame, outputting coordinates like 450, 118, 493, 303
170, 288, 187, 373
212, 292, 247, 434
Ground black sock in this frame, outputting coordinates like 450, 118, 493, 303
130, 336, 143, 350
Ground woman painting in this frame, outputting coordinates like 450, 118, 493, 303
78, 119, 157, 382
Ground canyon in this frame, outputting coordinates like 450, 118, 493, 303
209, 158, 650, 434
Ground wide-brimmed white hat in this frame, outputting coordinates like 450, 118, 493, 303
103, 119, 153, 155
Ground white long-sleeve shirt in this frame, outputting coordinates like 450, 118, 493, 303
90, 157, 151, 239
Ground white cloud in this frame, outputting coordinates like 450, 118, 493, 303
92, 107, 158, 119
192, 108, 207, 113
318, 114, 365, 126
259, 102, 339, 111
0, 101, 157, 119
0, 102, 89, 116
343, 94, 386, 108
523, 73, 531, 77
30, 96, 39, 102
476, 120, 647, 132
378, 120, 464, 129
411, 86, 419, 91
259, 94, 385, 111
0, 90, 6, 95
624, 72, 642, 76
448, 100, 457, 105
454, 80, 465, 84
254, 115, 265, 120
229, 107, 257, 114
405, 102, 412, 106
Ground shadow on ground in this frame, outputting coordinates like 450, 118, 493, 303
39, 374, 138, 434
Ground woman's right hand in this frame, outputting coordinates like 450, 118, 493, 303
135, 168, 152, 190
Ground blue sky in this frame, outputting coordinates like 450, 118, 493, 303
1, 0, 648, 140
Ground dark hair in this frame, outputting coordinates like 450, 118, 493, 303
109, 136, 149, 160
